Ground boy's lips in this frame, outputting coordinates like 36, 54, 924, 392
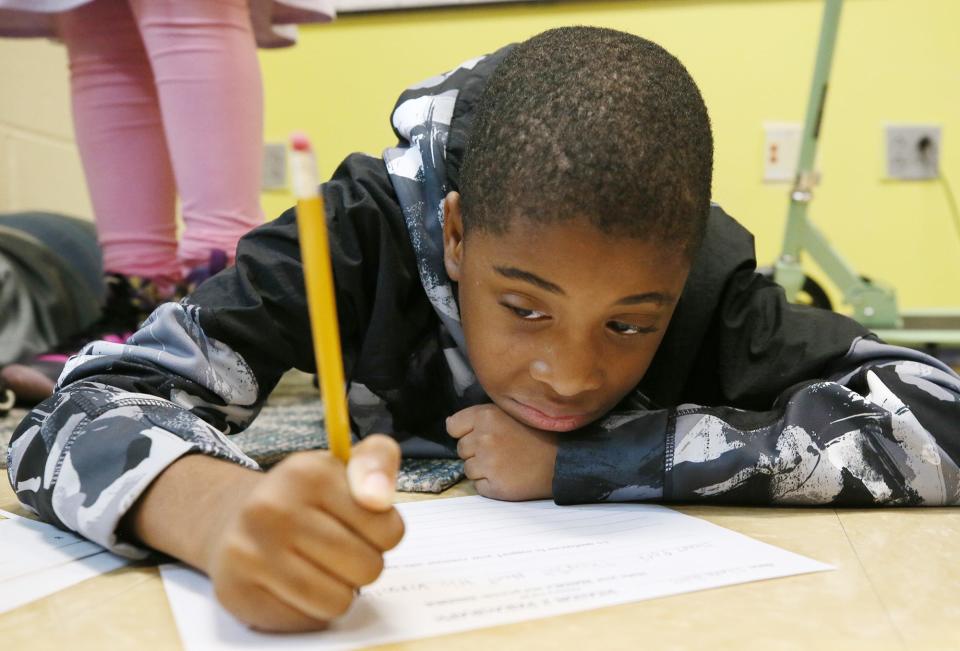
509, 398, 592, 432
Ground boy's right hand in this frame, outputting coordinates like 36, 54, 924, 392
203, 434, 404, 632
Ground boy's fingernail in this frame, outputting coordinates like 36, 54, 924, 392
361, 471, 394, 500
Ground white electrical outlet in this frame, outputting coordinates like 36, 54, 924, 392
763, 122, 802, 182
262, 142, 287, 190
885, 124, 941, 180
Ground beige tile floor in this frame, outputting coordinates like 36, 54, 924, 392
1, 480, 958, 651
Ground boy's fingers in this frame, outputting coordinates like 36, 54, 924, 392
474, 478, 495, 499
258, 552, 356, 623
446, 408, 477, 439
455, 433, 476, 460
279, 451, 403, 552
463, 457, 484, 481
219, 583, 329, 633
347, 434, 400, 512
294, 510, 385, 588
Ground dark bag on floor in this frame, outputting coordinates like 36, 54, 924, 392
0, 211, 104, 367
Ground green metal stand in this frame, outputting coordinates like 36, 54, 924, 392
772, 0, 960, 346
773, 0, 901, 330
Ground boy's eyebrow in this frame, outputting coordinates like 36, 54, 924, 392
494, 266, 564, 294
493, 266, 675, 306
615, 292, 674, 306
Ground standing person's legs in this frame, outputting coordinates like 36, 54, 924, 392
58, 0, 181, 285
129, 0, 265, 278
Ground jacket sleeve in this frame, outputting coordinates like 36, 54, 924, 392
553, 271, 960, 507
5, 153, 421, 556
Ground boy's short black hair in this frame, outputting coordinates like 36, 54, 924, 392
460, 26, 713, 258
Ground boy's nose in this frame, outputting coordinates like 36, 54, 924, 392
528, 350, 603, 398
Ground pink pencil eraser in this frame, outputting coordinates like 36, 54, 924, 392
290, 132, 312, 152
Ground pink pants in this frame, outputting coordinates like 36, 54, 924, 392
58, 0, 264, 283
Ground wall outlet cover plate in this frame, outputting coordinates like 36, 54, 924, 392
262, 142, 287, 190
763, 122, 802, 183
885, 124, 941, 180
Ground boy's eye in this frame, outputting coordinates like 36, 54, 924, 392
503, 304, 549, 321
607, 320, 656, 336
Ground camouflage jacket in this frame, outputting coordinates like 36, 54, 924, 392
8, 48, 960, 558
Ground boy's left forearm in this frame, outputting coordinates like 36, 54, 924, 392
553, 410, 667, 504
555, 340, 960, 507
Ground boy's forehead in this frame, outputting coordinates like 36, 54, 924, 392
470, 217, 692, 292
475, 215, 669, 255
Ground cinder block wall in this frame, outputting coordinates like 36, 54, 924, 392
0, 37, 91, 219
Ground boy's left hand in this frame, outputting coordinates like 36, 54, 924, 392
447, 404, 557, 501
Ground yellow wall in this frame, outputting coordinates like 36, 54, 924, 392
260, 0, 960, 310
0, 38, 91, 218
2, 0, 958, 310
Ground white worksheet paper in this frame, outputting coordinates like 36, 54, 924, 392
162, 496, 833, 650
0, 509, 130, 613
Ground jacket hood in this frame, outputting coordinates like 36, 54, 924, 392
381, 46, 513, 400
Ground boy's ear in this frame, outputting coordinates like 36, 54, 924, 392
442, 191, 465, 282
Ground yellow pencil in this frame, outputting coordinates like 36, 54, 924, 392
290, 133, 351, 463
